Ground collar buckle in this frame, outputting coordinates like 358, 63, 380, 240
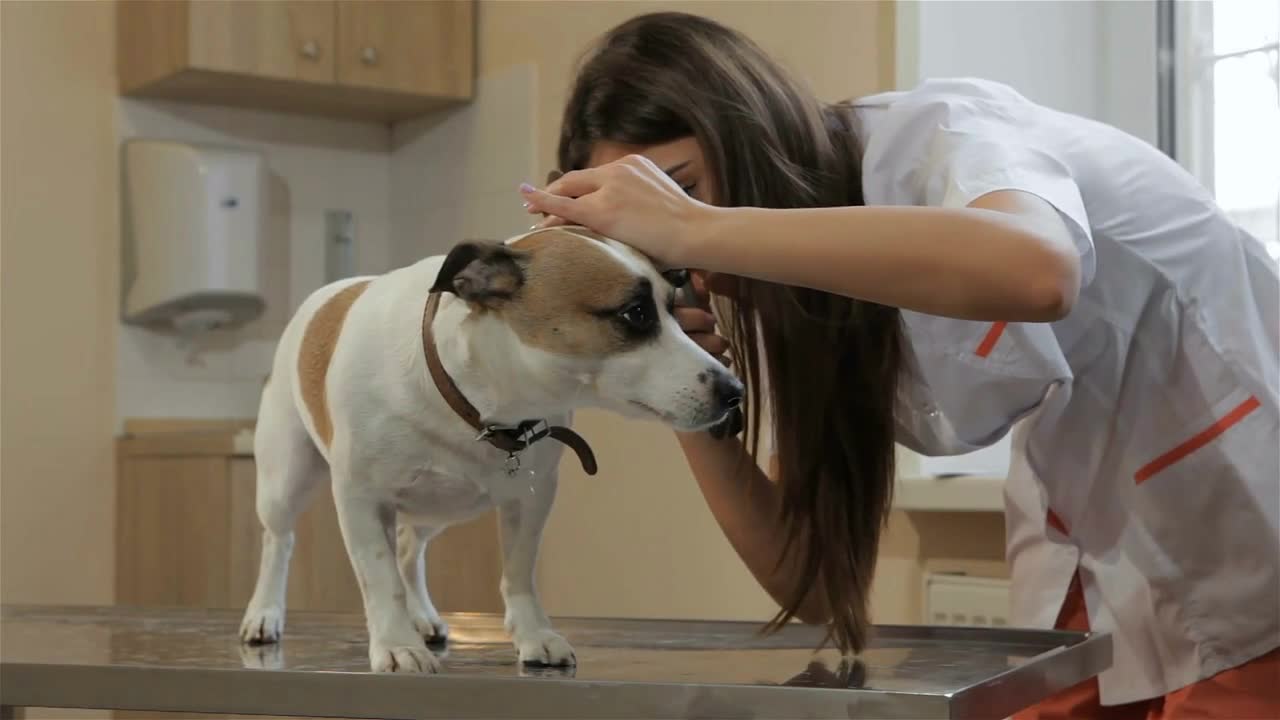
513, 419, 551, 448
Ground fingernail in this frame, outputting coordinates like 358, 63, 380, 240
519, 182, 535, 193
521, 201, 530, 209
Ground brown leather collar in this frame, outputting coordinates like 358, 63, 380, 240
421, 292, 598, 476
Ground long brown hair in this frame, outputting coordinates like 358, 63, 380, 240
557, 12, 903, 654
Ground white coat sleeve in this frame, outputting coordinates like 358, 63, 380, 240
862, 86, 1097, 286
864, 87, 1086, 453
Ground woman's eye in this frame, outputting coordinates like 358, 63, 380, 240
619, 303, 655, 330
680, 183, 697, 196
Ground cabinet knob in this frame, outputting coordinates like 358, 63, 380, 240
360, 46, 379, 66
300, 40, 320, 60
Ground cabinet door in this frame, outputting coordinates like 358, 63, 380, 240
117, 456, 233, 608
188, 0, 336, 84
336, 0, 473, 99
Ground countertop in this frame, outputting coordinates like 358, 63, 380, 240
1, 604, 1110, 719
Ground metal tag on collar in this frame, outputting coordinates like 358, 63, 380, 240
504, 452, 521, 477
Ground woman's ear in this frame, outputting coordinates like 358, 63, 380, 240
430, 241, 525, 307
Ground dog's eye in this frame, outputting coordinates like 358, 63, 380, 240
618, 302, 655, 331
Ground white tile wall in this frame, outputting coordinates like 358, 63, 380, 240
912, 0, 1101, 118
115, 65, 538, 427
115, 100, 393, 425
389, 63, 539, 265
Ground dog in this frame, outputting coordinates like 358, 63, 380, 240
238, 225, 744, 673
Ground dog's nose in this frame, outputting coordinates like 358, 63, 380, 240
713, 373, 745, 410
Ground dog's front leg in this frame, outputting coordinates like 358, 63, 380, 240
497, 470, 576, 666
396, 523, 449, 643
333, 486, 439, 673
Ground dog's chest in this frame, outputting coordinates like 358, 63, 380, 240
392, 456, 548, 524
392, 468, 493, 524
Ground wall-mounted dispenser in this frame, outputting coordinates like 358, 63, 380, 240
122, 140, 266, 334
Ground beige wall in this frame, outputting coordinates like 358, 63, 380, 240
115, 99, 393, 423
477, 0, 895, 179
1, 0, 119, 605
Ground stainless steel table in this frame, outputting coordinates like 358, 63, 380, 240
0, 605, 1110, 719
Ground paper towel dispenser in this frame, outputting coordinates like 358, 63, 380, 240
121, 139, 266, 333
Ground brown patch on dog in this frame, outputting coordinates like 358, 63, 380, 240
298, 281, 371, 447
501, 229, 652, 355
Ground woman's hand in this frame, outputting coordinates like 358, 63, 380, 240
519, 154, 717, 268
675, 271, 731, 365
678, 271, 745, 439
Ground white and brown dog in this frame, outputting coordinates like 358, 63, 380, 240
238, 226, 744, 673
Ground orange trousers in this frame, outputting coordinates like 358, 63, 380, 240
1014, 573, 1280, 719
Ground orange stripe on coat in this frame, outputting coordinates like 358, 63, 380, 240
1134, 396, 1261, 484
975, 321, 1008, 358
1046, 508, 1070, 536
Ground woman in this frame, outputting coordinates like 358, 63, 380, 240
521, 12, 1279, 717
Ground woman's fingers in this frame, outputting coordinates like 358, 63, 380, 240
542, 168, 604, 199
533, 214, 570, 230
675, 307, 716, 333
674, 305, 729, 359
689, 271, 712, 308
520, 185, 579, 219
690, 332, 730, 358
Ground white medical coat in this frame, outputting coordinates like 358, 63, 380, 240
851, 78, 1279, 705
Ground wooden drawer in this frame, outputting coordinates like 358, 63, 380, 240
115, 424, 504, 614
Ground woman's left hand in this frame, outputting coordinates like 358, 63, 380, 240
519, 154, 717, 268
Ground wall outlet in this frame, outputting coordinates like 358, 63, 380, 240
923, 573, 1012, 627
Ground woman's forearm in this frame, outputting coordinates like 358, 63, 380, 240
682, 192, 1080, 322
676, 430, 828, 623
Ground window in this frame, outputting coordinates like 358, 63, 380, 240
1166, 0, 1279, 259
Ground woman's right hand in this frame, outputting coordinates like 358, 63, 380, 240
521, 154, 719, 269
675, 271, 735, 365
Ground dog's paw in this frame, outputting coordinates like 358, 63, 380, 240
514, 629, 577, 666
239, 606, 284, 645
412, 614, 449, 645
369, 642, 440, 673
238, 640, 284, 670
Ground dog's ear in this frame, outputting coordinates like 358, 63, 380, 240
431, 241, 525, 307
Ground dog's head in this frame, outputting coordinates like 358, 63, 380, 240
430, 227, 743, 432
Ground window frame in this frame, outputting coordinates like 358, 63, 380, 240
1163, 0, 1280, 256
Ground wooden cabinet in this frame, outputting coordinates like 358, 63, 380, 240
186, 1, 336, 86
117, 0, 473, 123
115, 421, 503, 615
335, 0, 473, 98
